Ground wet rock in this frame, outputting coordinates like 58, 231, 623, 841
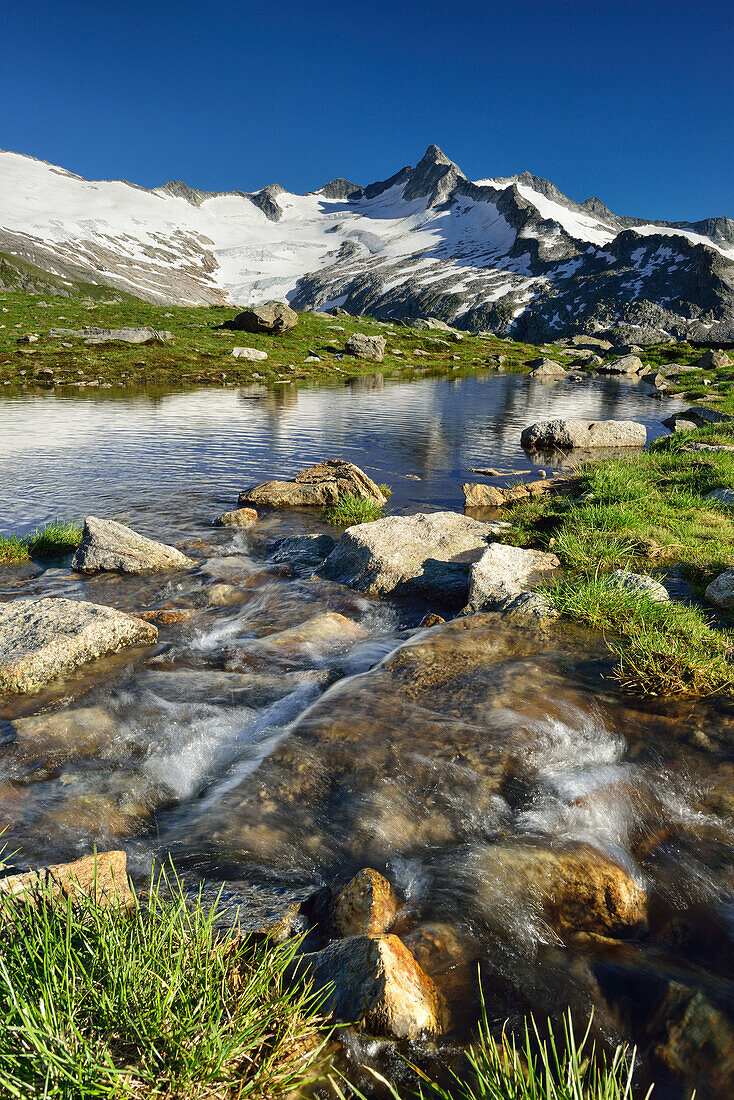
136, 607, 195, 625
333, 868, 401, 937
223, 301, 297, 335
648, 981, 734, 1097
0, 597, 157, 696
473, 841, 647, 938
226, 612, 366, 669
705, 569, 734, 610
497, 591, 559, 623
0, 850, 133, 910
213, 507, 258, 527
463, 483, 506, 506
73, 517, 194, 574
231, 347, 268, 361
697, 349, 731, 370
704, 488, 734, 506
596, 354, 644, 375
529, 358, 566, 379
207, 582, 246, 606
607, 570, 670, 602
521, 419, 646, 451
294, 934, 445, 1039
462, 543, 559, 613
318, 511, 500, 605
239, 459, 386, 508
2, 706, 118, 780
419, 613, 446, 628
344, 333, 386, 362
138, 667, 329, 707
270, 534, 336, 569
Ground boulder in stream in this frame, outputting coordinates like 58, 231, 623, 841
462, 543, 559, 613
239, 460, 386, 509
73, 517, 194, 574
294, 933, 445, 1039
318, 511, 502, 605
521, 419, 647, 451
226, 612, 367, 670
705, 569, 734, 610
0, 597, 157, 695
213, 507, 258, 527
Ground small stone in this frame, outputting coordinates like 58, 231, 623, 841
333, 868, 401, 937
607, 570, 670, 602
136, 608, 196, 625
232, 347, 268, 361
419, 613, 446, 628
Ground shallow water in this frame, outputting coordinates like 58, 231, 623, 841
2, 372, 733, 1097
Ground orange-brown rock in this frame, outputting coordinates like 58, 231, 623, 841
136, 608, 196, 625
295, 933, 446, 1039
0, 850, 134, 910
419, 613, 446, 628
333, 867, 401, 937
213, 507, 258, 527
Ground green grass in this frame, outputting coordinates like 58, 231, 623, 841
323, 493, 385, 526
0, 289, 548, 390
501, 423, 734, 695
0, 871, 330, 1099
335, 1005, 650, 1100
0, 519, 83, 564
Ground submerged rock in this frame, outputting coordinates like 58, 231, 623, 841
472, 841, 647, 938
270, 534, 336, 569
344, 332, 386, 362
333, 868, 401, 937
239, 459, 386, 508
496, 591, 559, 623
294, 934, 445, 1039
0, 597, 157, 695
462, 543, 559, 613
607, 570, 670, 602
521, 419, 647, 451
72, 517, 194, 574
318, 511, 499, 605
223, 301, 297, 335
0, 850, 133, 909
2, 705, 118, 781
226, 612, 366, 670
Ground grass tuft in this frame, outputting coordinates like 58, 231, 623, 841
334, 1002, 650, 1100
0, 519, 83, 564
0, 869, 330, 1099
323, 494, 385, 526
547, 577, 734, 696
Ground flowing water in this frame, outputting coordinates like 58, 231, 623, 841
1, 372, 733, 1097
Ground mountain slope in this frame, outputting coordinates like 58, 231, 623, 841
1, 145, 732, 343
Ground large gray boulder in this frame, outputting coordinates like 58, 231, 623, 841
239, 460, 386, 508
697, 349, 731, 370
596, 354, 644, 375
224, 301, 297, 335
528, 358, 566, 379
318, 511, 501, 605
0, 597, 157, 695
521, 419, 647, 451
463, 543, 559, 613
344, 332, 386, 362
663, 407, 734, 431
293, 934, 445, 1039
49, 327, 173, 345
72, 517, 194, 574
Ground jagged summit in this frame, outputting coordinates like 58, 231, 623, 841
0, 144, 732, 343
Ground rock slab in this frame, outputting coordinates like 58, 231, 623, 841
0, 850, 134, 910
318, 511, 498, 604
73, 517, 194, 574
521, 419, 647, 451
0, 597, 157, 695
239, 460, 386, 508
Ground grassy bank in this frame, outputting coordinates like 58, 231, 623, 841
0, 290, 544, 388
504, 422, 734, 694
0, 875, 329, 1099
0, 519, 83, 564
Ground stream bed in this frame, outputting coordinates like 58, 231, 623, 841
1, 372, 733, 1097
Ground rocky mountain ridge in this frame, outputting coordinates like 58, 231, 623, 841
1, 144, 732, 343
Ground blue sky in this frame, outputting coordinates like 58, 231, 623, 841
3, 0, 732, 221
